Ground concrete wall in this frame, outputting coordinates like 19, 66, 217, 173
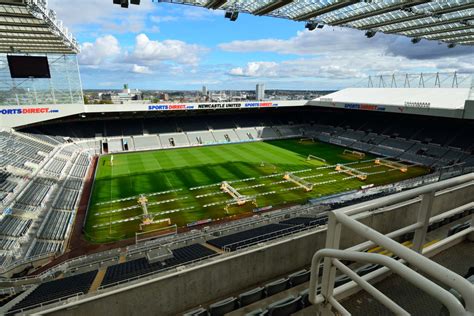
45, 184, 474, 316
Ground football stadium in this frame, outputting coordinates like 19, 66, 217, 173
0, 0, 473, 315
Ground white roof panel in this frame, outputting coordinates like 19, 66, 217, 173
0, 0, 78, 54
312, 88, 470, 110
156, 0, 474, 45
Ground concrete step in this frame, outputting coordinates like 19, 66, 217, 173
89, 269, 107, 293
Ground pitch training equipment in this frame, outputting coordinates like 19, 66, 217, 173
335, 164, 368, 180
375, 158, 408, 173
283, 172, 314, 192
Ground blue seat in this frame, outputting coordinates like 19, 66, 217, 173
209, 297, 239, 316
288, 269, 311, 286
267, 295, 302, 316
239, 287, 265, 307
183, 307, 208, 316
265, 278, 289, 296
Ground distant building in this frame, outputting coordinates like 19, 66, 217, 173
202, 86, 208, 96
101, 84, 143, 104
256, 83, 265, 101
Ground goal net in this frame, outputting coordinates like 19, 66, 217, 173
135, 223, 177, 244
307, 155, 326, 163
299, 137, 315, 144
343, 149, 366, 159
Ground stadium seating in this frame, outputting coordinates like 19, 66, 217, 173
0, 216, 32, 237
0, 107, 472, 294
38, 210, 73, 240
28, 240, 63, 258
7, 270, 98, 314
133, 135, 161, 150
212, 130, 240, 143
207, 224, 304, 251
102, 244, 216, 287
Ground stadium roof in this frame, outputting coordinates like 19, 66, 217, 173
311, 88, 471, 109
157, 0, 474, 45
0, 0, 79, 54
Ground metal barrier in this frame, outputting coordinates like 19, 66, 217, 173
309, 172, 474, 315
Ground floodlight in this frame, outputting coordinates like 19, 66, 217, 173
230, 12, 239, 21
113, 0, 140, 8
305, 22, 318, 31
225, 11, 239, 21
447, 43, 456, 48
365, 30, 376, 38
411, 38, 421, 44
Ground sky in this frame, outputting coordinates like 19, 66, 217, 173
49, 1, 474, 91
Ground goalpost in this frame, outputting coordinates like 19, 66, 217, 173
135, 224, 177, 244
343, 149, 366, 159
307, 155, 326, 163
299, 137, 315, 144
335, 164, 368, 180
375, 158, 409, 173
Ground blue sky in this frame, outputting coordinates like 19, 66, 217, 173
49, 1, 473, 90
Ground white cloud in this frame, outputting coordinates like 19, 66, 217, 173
229, 62, 278, 77
132, 64, 153, 74
79, 35, 121, 66
223, 28, 473, 81
130, 34, 207, 66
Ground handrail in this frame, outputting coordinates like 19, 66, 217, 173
310, 250, 467, 315
309, 172, 474, 315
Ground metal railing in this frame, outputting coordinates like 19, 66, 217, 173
309, 172, 474, 315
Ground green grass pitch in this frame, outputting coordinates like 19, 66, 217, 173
85, 139, 430, 243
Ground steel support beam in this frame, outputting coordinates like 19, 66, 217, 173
330, 0, 430, 26
386, 15, 474, 34
295, 0, 357, 21
404, 25, 473, 37
205, 0, 226, 10
426, 30, 474, 40
254, 0, 293, 16
359, 2, 474, 30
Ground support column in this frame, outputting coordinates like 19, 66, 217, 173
319, 212, 342, 315
412, 191, 435, 253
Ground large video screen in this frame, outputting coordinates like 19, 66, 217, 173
7, 55, 51, 79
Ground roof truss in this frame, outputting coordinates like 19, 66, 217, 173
156, 0, 473, 46
0, 0, 79, 54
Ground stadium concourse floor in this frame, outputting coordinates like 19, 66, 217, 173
84, 139, 429, 243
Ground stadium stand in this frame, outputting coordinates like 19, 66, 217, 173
0, 105, 472, 315
208, 223, 311, 251
7, 270, 98, 314
102, 244, 216, 287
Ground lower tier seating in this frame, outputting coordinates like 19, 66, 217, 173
102, 244, 216, 287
